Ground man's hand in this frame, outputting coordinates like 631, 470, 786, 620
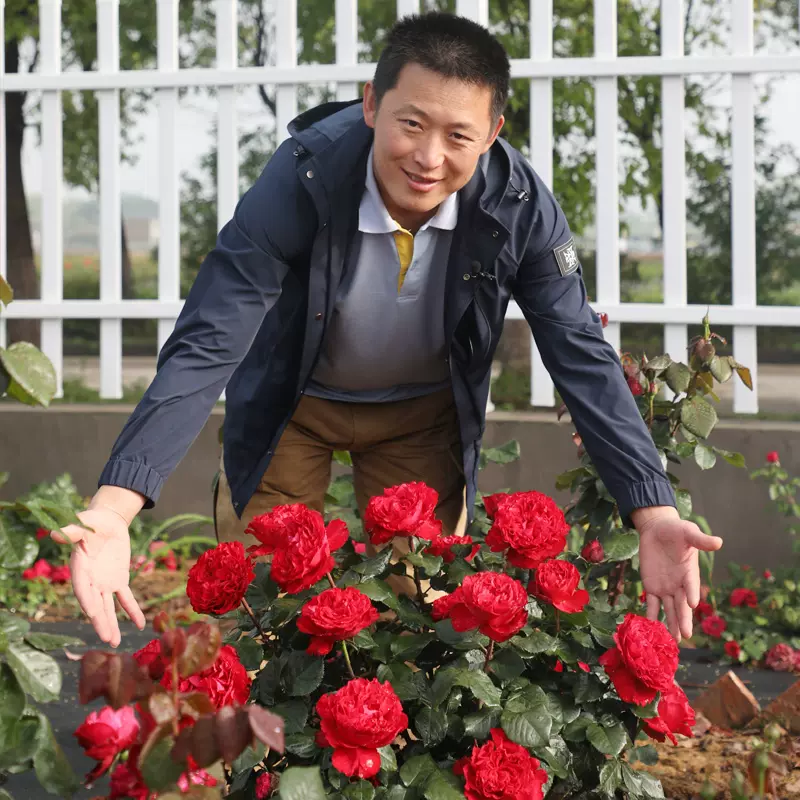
632, 506, 723, 643
51, 506, 146, 647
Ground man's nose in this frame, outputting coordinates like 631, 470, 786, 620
413, 135, 445, 172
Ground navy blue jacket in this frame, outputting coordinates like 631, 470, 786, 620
99, 100, 676, 523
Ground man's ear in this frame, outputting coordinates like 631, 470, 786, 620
482, 114, 505, 153
363, 81, 377, 129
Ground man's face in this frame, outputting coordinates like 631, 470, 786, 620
363, 63, 504, 232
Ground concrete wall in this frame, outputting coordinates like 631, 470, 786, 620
2, 405, 799, 577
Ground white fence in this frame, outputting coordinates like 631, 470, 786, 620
2, 0, 800, 413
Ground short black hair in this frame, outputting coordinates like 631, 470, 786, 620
372, 12, 510, 127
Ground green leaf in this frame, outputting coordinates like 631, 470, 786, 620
665, 362, 691, 394
629, 744, 659, 766
343, 781, 376, 800
0, 343, 57, 407
621, 763, 665, 798
406, 551, 444, 577
352, 547, 394, 579
694, 444, 717, 470
378, 744, 397, 772
599, 759, 623, 796
326, 474, 356, 507
390, 632, 436, 662
644, 355, 672, 373
140, 735, 185, 792
234, 635, 264, 671
415, 707, 448, 748
285, 652, 324, 697
284, 732, 319, 759
631, 695, 660, 719
400, 753, 437, 788
231, 745, 262, 773
433, 620, 488, 650
0, 664, 25, 723
377, 663, 422, 703
501, 684, 552, 748
32, 712, 81, 796
257, 655, 285, 706
6, 642, 61, 703
680, 395, 718, 439
479, 440, 520, 468
675, 489, 693, 519
510, 630, 558, 655
451, 668, 501, 707
587, 722, 627, 756
245, 561, 279, 610
716, 448, 746, 468
603, 531, 639, 562
463, 706, 502, 740
332, 450, 353, 467
555, 467, 590, 491
0, 712, 41, 771
0, 517, 38, 572
424, 769, 465, 800
0, 275, 13, 307
709, 355, 733, 383
271, 700, 309, 736
23, 632, 85, 651
356, 579, 400, 610
534, 735, 572, 780
488, 648, 525, 682
0, 612, 28, 643
351, 629, 378, 651
279, 767, 328, 800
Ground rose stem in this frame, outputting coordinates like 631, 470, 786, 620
341, 640, 356, 679
326, 572, 337, 589
484, 640, 495, 673
241, 597, 268, 642
413, 567, 425, 607
171, 654, 180, 736
555, 610, 561, 636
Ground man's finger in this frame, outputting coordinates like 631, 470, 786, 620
117, 585, 146, 631
662, 595, 681, 643
684, 568, 701, 608
675, 587, 693, 640
646, 593, 661, 622
103, 592, 121, 648
684, 525, 723, 552
74, 570, 110, 643
50, 524, 88, 545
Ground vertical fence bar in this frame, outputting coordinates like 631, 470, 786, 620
157, 0, 180, 353
397, 0, 420, 18
456, 0, 489, 26
97, 0, 122, 399
0, 0, 6, 349
216, 0, 238, 231
529, 0, 556, 407
731, 0, 758, 414
593, 0, 620, 353
39, 0, 64, 396
661, 0, 687, 387
275, 0, 297, 145
335, 0, 358, 102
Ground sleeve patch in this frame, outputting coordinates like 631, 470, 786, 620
554, 238, 580, 277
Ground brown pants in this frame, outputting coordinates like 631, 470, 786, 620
214, 388, 467, 549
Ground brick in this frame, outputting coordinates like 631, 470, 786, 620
760, 679, 800, 734
692, 670, 761, 729
690, 710, 713, 737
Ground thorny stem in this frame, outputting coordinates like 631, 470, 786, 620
326, 572, 337, 589
609, 562, 627, 607
484, 641, 495, 673
555, 610, 561, 636
241, 597, 268, 642
171, 655, 180, 737
341, 640, 356, 679
413, 567, 425, 608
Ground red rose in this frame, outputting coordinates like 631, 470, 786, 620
764, 569, 773, 580
454, 728, 548, 800
765, 643, 797, 672
694, 601, 714, 621
75, 705, 139, 782
109, 761, 151, 800
22, 558, 53, 581
482, 492, 509, 519
425, 534, 479, 564
363, 482, 442, 544
530, 559, 589, 614
725, 640, 742, 660
316, 678, 407, 779
766, 451, 780, 464
729, 588, 758, 608
177, 768, 218, 792
50, 564, 71, 583
627, 375, 644, 396
353, 542, 366, 555
134, 641, 251, 708
246, 504, 349, 594
599, 614, 679, 706
35, 527, 49, 540
149, 541, 178, 571
255, 772, 274, 799
642, 682, 696, 745
599, 312, 609, 328
297, 587, 379, 655
432, 572, 528, 643
701, 615, 726, 638
580, 539, 604, 563
187, 541, 255, 615
485, 491, 569, 569
131, 554, 155, 575
553, 660, 564, 673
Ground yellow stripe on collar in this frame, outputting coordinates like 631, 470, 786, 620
393, 228, 415, 291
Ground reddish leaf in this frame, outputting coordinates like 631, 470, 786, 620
153, 611, 170, 633
108, 654, 155, 710
161, 628, 187, 661
179, 692, 216, 720
79, 651, 112, 705
187, 716, 220, 769
214, 706, 252, 764
148, 690, 178, 726
247, 705, 285, 754
178, 623, 221, 679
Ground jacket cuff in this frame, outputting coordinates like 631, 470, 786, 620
97, 459, 164, 510
614, 479, 677, 528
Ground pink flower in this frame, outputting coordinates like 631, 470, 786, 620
22, 559, 53, 581
75, 705, 140, 782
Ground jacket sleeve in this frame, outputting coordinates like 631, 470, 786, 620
511, 171, 676, 524
98, 138, 314, 508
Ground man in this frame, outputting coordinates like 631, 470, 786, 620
54, 12, 721, 648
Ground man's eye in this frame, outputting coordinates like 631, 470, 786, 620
402, 119, 420, 128
451, 132, 469, 141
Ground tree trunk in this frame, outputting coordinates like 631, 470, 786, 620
4, 39, 39, 346
121, 215, 134, 299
